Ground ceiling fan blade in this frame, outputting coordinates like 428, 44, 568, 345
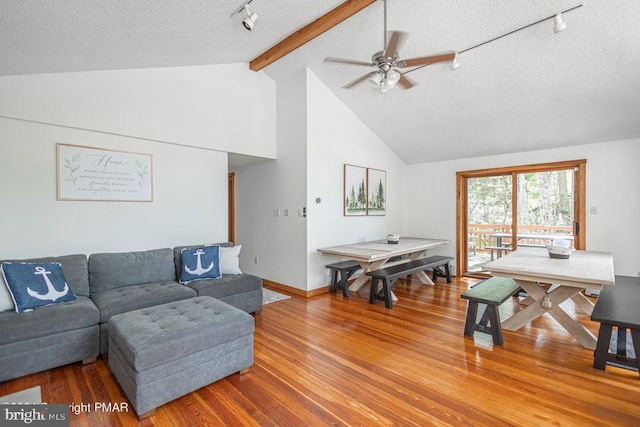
384, 31, 408, 59
342, 71, 378, 89
398, 52, 456, 68
324, 57, 374, 67
397, 73, 417, 90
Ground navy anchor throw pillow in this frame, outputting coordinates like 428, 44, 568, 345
180, 245, 222, 284
0, 262, 77, 313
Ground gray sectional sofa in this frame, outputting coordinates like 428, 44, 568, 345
0, 243, 262, 382
0, 254, 99, 382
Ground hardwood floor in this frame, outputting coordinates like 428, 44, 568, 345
2, 277, 639, 426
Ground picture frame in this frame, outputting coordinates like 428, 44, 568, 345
344, 164, 367, 216
57, 143, 153, 202
367, 168, 386, 216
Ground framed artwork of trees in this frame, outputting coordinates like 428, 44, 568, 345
344, 164, 367, 216
367, 168, 386, 216
343, 164, 386, 216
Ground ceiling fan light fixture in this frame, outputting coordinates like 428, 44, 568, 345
386, 70, 401, 86
369, 73, 382, 88
553, 13, 567, 33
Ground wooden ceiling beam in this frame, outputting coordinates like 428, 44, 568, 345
249, 0, 377, 72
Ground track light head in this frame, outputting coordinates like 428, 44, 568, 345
242, 5, 257, 31
553, 13, 567, 33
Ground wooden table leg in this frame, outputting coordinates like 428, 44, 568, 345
502, 283, 576, 330
414, 270, 435, 285
570, 292, 595, 316
503, 282, 597, 349
408, 251, 435, 285
349, 260, 386, 292
547, 304, 597, 350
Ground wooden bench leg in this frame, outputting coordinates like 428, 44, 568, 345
631, 329, 640, 372
82, 357, 96, 365
329, 270, 339, 293
444, 262, 451, 283
339, 271, 350, 297
486, 305, 504, 346
464, 301, 479, 337
380, 278, 393, 309
593, 323, 613, 370
369, 278, 379, 304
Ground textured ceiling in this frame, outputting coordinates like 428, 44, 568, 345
2, 0, 639, 164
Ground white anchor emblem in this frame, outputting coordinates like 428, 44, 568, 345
27, 266, 70, 302
184, 249, 214, 276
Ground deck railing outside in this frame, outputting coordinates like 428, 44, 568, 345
468, 224, 573, 252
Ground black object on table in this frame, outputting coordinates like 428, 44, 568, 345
591, 275, 640, 373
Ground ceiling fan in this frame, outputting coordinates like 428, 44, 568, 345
324, 0, 455, 93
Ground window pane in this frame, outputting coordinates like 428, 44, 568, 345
516, 171, 574, 247
467, 175, 513, 273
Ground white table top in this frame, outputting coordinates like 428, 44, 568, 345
317, 237, 450, 263
484, 247, 615, 289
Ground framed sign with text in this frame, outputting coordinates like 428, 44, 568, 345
57, 143, 153, 202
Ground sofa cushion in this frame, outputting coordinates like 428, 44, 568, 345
1, 262, 77, 313
0, 254, 90, 297
219, 245, 242, 275
179, 245, 221, 284
91, 282, 196, 323
0, 296, 99, 345
184, 273, 262, 299
173, 242, 233, 280
0, 274, 14, 312
89, 248, 176, 292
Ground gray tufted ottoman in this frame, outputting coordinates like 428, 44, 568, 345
108, 296, 254, 419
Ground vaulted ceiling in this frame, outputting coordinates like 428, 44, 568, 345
2, 0, 638, 164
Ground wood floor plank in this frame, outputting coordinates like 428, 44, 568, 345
1, 277, 638, 426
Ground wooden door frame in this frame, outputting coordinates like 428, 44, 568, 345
228, 172, 235, 244
456, 159, 586, 278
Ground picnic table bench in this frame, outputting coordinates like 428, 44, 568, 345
591, 275, 640, 373
366, 255, 453, 308
461, 277, 520, 345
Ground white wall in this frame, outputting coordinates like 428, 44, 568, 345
0, 63, 277, 259
234, 69, 408, 291
306, 70, 407, 290
0, 64, 276, 159
0, 118, 228, 258
406, 139, 640, 276
233, 69, 308, 289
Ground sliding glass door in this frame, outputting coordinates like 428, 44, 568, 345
457, 160, 585, 277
